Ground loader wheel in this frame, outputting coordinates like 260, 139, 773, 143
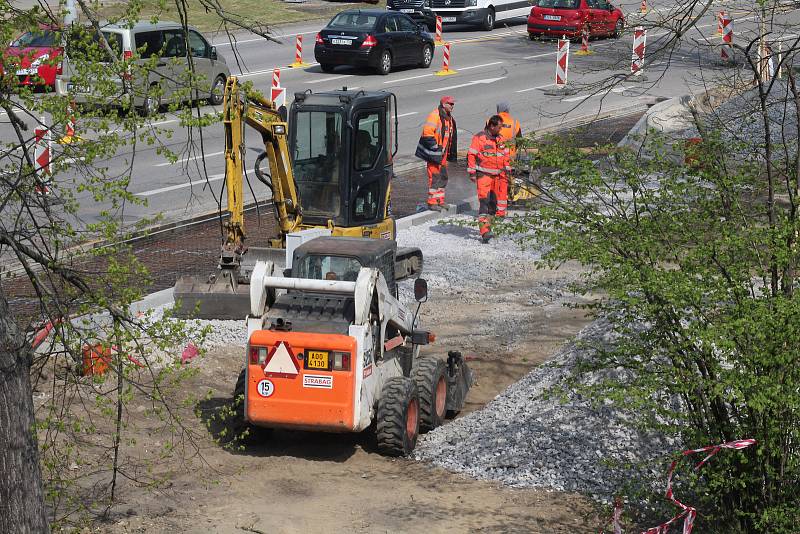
412, 357, 448, 432
232, 369, 270, 442
376, 377, 419, 456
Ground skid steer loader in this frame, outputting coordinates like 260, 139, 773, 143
234, 236, 472, 456
173, 77, 422, 319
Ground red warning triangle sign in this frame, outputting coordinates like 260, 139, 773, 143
263, 341, 298, 378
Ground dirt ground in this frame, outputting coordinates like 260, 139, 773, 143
70, 256, 600, 534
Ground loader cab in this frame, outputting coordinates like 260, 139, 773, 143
291, 237, 397, 295
289, 89, 396, 230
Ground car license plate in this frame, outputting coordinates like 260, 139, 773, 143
67, 83, 89, 93
331, 38, 352, 45
16, 68, 37, 75
543, 14, 561, 21
400, 8, 415, 13
306, 350, 330, 370
441, 16, 456, 22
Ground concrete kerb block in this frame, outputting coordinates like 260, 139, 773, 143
542, 86, 579, 97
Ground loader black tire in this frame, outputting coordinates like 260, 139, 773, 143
232, 369, 270, 442
412, 357, 448, 432
376, 377, 419, 456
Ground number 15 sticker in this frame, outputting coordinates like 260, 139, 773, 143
257, 379, 274, 397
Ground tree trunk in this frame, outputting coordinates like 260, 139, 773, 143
0, 288, 49, 533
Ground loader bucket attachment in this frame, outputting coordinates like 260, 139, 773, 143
172, 246, 285, 320
445, 350, 473, 415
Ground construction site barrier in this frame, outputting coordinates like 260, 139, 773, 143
33, 117, 51, 194
630, 26, 646, 78
435, 16, 444, 46
721, 14, 733, 62
556, 37, 569, 86
288, 35, 310, 68
639, 0, 647, 14
575, 24, 592, 55
716, 11, 725, 35
272, 67, 281, 89
435, 42, 457, 76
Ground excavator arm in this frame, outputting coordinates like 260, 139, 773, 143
221, 75, 302, 266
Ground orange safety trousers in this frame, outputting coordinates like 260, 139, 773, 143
427, 161, 448, 206
476, 174, 497, 237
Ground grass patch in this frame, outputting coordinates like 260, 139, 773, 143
93, 0, 386, 33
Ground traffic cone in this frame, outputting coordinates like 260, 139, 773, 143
434, 42, 457, 76
288, 35, 310, 68
574, 24, 593, 55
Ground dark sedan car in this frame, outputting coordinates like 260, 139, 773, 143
315, 10, 435, 75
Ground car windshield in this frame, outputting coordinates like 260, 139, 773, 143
327, 12, 378, 30
537, 0, 580, 8
295, 255, 363, 282
12, 30, 56, 47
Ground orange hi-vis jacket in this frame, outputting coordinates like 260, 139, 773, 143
497, 111, 521, 159
467, 130, 511, 177
415, 107, 457, 165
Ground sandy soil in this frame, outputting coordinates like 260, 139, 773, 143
74, 251, 603, 534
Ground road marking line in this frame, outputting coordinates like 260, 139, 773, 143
396, 112, 418, 118
427, 76, 506, 92
237, 63, 320, 78
523, 51, 555, 60
516, 83, 554, 92
387, 60, 503, 84
155, 150, 225, 167
562, 86, 630, 102
136, 173, 226, 196
307, 74, 353, 84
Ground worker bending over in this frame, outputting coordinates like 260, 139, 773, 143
415, 96, 458, 211
468, 115, 511, 244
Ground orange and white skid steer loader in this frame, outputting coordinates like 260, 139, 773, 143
233, 236, 473, 456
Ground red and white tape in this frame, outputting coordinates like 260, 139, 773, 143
604, 439, 756, 534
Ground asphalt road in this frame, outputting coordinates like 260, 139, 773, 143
2, 1, 797, 227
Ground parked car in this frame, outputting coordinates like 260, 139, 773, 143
55, 21, 230, 116
386, 0, 437, 32
315, 10, 435, 75
527, 0, 624, 40
2, 25, 63, 90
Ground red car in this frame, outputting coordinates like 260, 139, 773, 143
2, 26, 63, 89
527, 0, 624, 40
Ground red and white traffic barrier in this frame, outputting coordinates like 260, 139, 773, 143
289, 35, 310, 68
721, 14, 733, 62
59, 101, 79, 144
716, 11, 725, 35
434, 16, 444, 46
639, 0, 647, 14
630, 26, 646, 76
272, 68, 280, 89
556, 37, 569, 86
34, 117, 51, 181
435, 41, 457, 76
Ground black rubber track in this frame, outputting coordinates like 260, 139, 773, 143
376, 377, 419, 457
412, 357, 447, 432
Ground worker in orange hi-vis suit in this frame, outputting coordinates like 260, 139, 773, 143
415, 95, 457, 211
467, 115, 511, 244
494, 102, 521, 217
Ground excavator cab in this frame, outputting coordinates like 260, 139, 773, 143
290, 89, 397, 236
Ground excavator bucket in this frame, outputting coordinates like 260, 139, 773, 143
172, 247, 285, 320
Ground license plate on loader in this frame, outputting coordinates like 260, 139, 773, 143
306, 350, 330, 370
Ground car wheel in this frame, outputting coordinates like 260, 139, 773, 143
140, 84, 161, 117
209, 74, 226, 106
320, 63, 335, 73
481, 7, 495, 31
419, 44, 433, 68
377, 49, 392, 75
613, 18, 624, 38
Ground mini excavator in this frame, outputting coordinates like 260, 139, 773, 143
173, 77, 423, 319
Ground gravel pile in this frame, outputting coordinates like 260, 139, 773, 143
414, 316, 674, 501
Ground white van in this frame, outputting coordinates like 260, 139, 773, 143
56, 21, 230, 116
429, 0, 532, 30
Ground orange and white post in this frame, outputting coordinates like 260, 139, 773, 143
288, 35, 310, 68
33, 117, 52, 195
720, 14, 733, 62
434, 42, 457, 76
716, 11, 725, 36
434, 16, 444, 46
630, 26, 646, 76
272, 68, 281, 90
555, 37, 569, 87
639, 0, 647, 14
59, 101, 80, 144
575, 23, 592, 55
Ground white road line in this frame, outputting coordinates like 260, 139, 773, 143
307, 74, 353, 84
151, 118, 179, 126
427, 76, 506, 93
387, 72, 434, 84
154, 150, 225, 167
458, 61, 504, 71
517, 83, 555, 93
136, 173, 225, 196
396, 112, 419, 118
523, 51, 555, 60
562, 86, 631, 102
387, 61, 503, 84
236, 63, 320, 78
